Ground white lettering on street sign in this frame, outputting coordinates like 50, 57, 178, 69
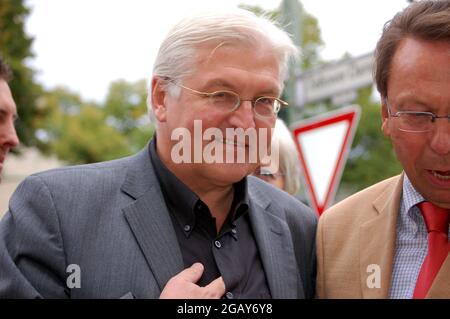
296, 53, 373, 106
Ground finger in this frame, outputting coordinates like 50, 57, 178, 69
178, 262, 204, 283
204, 276, 226, 298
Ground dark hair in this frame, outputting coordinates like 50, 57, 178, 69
374, 0, 450, 98
0, 56, 12, 82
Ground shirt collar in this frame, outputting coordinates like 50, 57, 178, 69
229, 177, 250, 223
149, 136, 199, 228
402, 173, 425, 213
401, 173, 426, 228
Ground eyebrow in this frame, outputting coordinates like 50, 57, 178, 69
202, 78, 280, 96
202, 79, 237, 91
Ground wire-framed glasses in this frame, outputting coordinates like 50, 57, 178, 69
166, 78, 288, 118
386, 101, 450, 133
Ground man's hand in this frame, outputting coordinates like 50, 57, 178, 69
159, 263, 225, 299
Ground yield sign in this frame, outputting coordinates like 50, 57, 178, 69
291, 105, 360, 215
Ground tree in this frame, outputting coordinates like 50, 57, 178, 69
38, 81, 153, 165
0, 0, 41, 147
103, 79, 154, 154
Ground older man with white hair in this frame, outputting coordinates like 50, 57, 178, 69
0, 8, 316, 299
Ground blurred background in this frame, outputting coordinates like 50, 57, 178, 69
0, 0, 411, 214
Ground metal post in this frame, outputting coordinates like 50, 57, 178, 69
279, 0, 302, 125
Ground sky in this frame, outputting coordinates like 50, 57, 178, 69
25, 0, 409, 103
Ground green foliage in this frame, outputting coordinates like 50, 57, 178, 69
52, 104, 131, 164
103, 79, 154, 154
1, 0, 154, 164
37, 82, 153, 164
0, 0, 41, 147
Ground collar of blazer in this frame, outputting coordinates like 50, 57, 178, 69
119, 144, 300, 298
359, 173, 403, 298
248, 177, 301, 298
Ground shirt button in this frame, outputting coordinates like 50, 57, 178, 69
231, 228, 237, 235
183, 225, 191, 232
214, 240, 222, 249
225, 292, 234, 299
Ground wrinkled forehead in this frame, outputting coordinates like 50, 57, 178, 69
199, 39, 275, 62
191, 40, 282, 90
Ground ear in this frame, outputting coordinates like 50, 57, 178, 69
151, 76, 168, 123
380, 98, 391, 137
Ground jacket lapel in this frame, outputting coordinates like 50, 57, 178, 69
248, 185, 299, 298
359, 174, 403, 298
121, 147, 184, 291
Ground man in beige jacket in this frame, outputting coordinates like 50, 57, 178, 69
317, 0, 450, 299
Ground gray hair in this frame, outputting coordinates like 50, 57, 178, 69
273, 119, 301, 195
147, 8, 299, 122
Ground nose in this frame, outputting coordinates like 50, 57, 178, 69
228, 100, 256, 129
1, 120, 19, 150
429, 120, 450, 156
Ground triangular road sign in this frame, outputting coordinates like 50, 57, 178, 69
291, 105, 360, 215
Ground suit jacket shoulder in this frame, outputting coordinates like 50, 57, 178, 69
316, 174, 403, 299
321, 175, 402, 225
0, 148, 167, 298
247, 176, 317, 298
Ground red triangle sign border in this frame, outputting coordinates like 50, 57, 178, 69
291, 105, 361, 216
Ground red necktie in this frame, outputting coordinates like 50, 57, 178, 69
413, 202, 450, 299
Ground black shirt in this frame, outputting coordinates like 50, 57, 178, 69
149, 137, 271, 299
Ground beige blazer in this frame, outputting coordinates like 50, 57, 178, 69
316, 174, 450, 299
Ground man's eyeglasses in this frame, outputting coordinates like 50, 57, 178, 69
386, 100, 450, 133
165, 78, 288, 118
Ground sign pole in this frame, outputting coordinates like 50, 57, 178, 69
280, 0, 302, 125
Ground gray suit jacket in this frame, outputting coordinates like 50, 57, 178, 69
0, 146, 317, 298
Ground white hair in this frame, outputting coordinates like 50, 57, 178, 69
147, 8, 299, 123
273, 118, 301, 195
